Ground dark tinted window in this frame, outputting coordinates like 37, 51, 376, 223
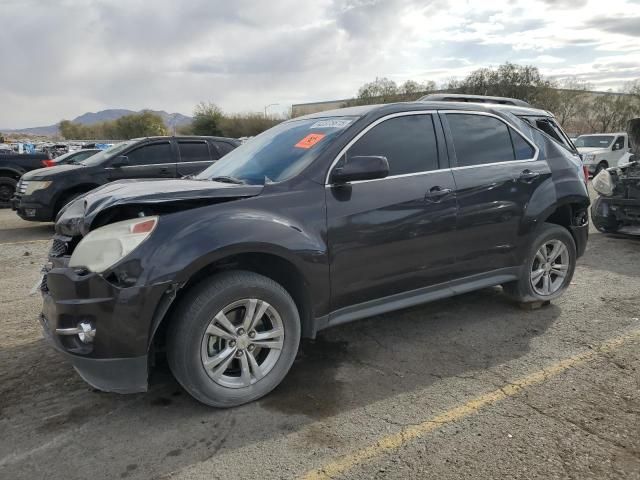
447, 114, 514, 166
127, 142, 173, 165
347, 114, 439, 175
613, 136, 625, 150
179, 141, 211, 162
215, 142, 235, 156
510, 128, 535, 159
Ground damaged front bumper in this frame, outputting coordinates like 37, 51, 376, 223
39, 252, 172, 394
591, 196, 640, 231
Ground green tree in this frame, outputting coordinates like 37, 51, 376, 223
454, 63, 556, 109
191, 102, 225, 136
114, 111, 167, 139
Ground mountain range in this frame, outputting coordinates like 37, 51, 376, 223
3, 109, 193, 137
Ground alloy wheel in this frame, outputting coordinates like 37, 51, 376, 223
530, 239, 570, 296
200, 298, 284, 388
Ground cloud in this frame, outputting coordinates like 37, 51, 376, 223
586, 16, 640, 36
0, 0, 639, 128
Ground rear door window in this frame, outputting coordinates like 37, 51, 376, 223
346, 114, 439, 175
446, 114, 516, 167
126, 142, 173, 165
178, 141, 211, 162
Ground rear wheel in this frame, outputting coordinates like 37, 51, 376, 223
167, 271, 301, 407
503, 223, 576, 303
0, 177, 17, 206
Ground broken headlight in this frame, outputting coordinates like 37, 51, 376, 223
592, 169, 614, 197
69, 216, 158, 273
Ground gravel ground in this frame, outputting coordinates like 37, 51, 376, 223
0, 205, 638, 480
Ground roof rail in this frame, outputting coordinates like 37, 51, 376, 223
419, 93, 532, 108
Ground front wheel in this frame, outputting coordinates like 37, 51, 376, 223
0, 176, 17, 206
167, 271, 301, 407
503, 223, 576, 303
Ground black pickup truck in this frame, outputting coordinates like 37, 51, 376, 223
0, 153, 52, 206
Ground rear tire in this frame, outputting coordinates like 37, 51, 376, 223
0, 176, 17, 207
167, 270, 301, 407
503, 223, 576, 303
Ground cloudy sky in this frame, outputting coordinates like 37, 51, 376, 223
1, 0, 639, 128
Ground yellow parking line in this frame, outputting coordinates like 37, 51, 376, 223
0, 239, 50, 246
301, 329, 640, 480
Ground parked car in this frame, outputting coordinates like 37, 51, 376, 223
39, 100, 589, 407
574, 132, 632, 175
0, 152, 52, 206
48, 149, 100, 166
591, 119, 640, 233
11, 136, 239, 221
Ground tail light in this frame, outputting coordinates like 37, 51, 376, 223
41, 159, 56, 167
582, 165, 589, 183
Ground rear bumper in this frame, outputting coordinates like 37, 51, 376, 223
570, 222, 589, 258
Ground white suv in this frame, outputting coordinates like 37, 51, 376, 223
575, 133, 631, 174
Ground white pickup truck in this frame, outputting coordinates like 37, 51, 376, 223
575, 133, 632, 175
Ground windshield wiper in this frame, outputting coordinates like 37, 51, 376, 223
210, 175, 246, 185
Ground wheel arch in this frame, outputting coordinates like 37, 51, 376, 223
149, 250, 316, 356
0, 167, 25, 180
54, 183, 101, 212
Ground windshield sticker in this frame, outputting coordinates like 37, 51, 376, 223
295, 133, 326, 149
309, 119, 352, 129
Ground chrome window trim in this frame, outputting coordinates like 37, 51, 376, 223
325, 109, 540, 186
441, 110, 539, 167
324, 110, 438, 186
177, 160, 214, 165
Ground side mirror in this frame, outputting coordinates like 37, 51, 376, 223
331, 155, 389, 184
111, 155, 129, 168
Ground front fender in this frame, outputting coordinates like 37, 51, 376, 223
142, 192, 329, 316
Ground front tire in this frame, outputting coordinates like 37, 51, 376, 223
503, 223, 576, 303
167, 271, 301, 407
0, 176, 17, 206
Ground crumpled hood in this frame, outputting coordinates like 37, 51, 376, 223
56, 178, 263, 236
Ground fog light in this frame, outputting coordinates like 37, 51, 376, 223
55, 321, 96, 344
25, 209, 37, 217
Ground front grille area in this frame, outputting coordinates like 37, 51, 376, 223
50, 237, 69, 257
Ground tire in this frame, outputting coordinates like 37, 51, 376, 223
167, 270, 301, 407
503, 223, 576, 303
0, 176, 17, 206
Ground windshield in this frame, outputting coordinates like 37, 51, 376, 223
54, 149, 98, 164
80, 141, 132, 166
195, 117, 357, 185
574, 135, 614, 148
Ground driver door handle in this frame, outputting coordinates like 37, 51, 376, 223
424, 186, 452, 202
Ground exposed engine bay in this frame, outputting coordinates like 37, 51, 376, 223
591, 118, 640, 234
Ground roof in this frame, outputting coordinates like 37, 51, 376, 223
577, 132, 627, 136
419, 93, 532, 107
129, 135, 240, 143
293, 100, 554, 121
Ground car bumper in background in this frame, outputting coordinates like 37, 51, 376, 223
592, 196, 640, 228
11, 196, 55, 222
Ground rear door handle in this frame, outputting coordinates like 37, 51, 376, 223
424, 186, 453, 202
518, 169, 540, 183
